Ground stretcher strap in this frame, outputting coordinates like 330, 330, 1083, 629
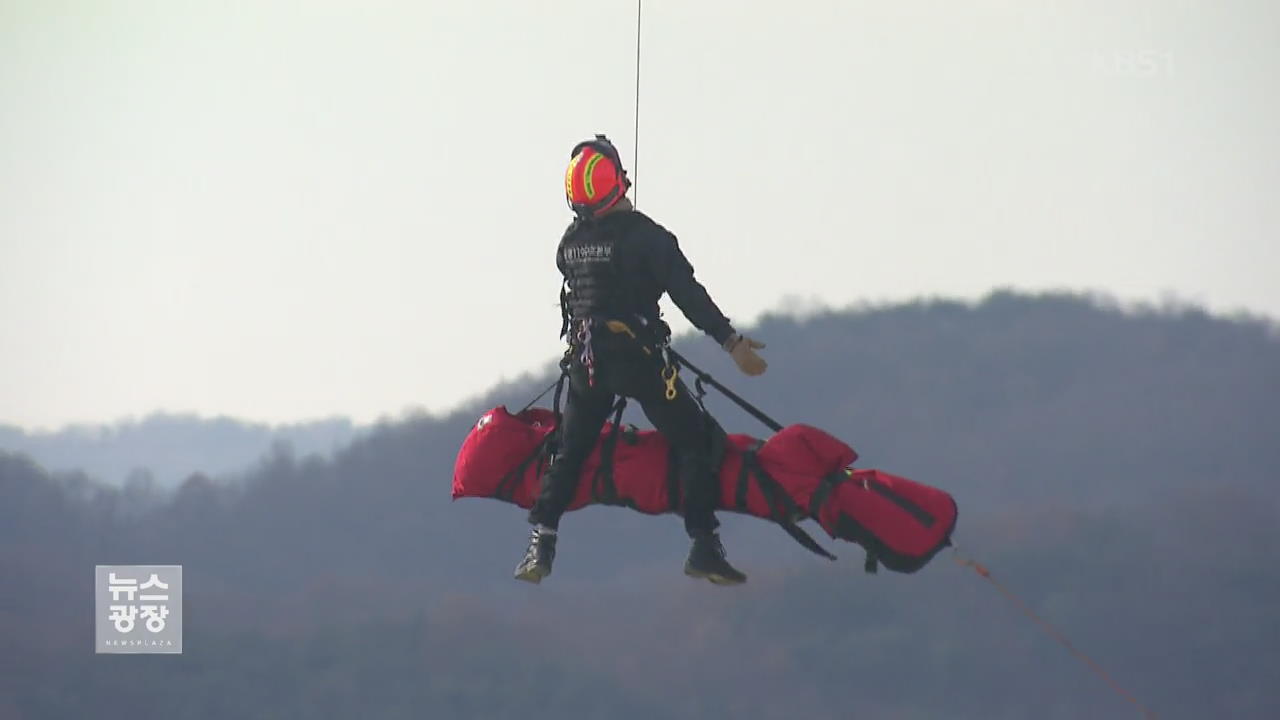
807, 470, 887, 573
808, 470, 847, 520
495, 439, 550, 503
737, 445, 836, 561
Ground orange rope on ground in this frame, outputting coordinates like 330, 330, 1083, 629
952, 549, 1159, 719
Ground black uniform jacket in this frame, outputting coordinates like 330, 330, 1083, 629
556, 210, 735, 346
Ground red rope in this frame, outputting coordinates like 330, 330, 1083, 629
952, 550, 1158, 719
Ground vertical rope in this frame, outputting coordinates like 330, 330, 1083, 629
632, 0, 642, 208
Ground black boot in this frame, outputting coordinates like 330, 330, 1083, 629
514, 526, 556, 583
684, 532, 747, 585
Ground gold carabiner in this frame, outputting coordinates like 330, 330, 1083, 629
605, 320, 637, 339
661, 364, 678, 400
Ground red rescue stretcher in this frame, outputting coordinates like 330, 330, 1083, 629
453, 404, 957, 573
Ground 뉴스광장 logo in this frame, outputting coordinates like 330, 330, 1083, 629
95, 565, 182, 654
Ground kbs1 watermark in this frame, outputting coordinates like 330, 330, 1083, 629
1038, 47, 1178, 80
95, 565, 183, 654
1087, 49, 1176, 79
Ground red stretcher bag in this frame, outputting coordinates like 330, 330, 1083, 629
452, 405, 957, 573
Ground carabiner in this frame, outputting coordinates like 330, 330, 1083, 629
661, 364, 678, 401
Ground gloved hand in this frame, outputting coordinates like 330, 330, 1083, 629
724, 333, 768, 376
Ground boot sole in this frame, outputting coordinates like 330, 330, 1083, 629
684, 566, 746, 585
514, 565, 551, 584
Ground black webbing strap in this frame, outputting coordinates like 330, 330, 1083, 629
558, 280, 571, 339
544, 366, 570, 463
495, 438, 550, 503
809, 470, 882, 574
551, 365, 567, 424
739, 444, 836, 561
517, 362, 568, 418
734, 441, 762, 513
808, 470, 847, 520
504, 366, 570, 504
667, 349, 783, 434
865, 553, 879, 574
691, 374, 711, 417
783, 520, 838, 562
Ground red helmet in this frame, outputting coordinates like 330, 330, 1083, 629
565, 134, 631, 218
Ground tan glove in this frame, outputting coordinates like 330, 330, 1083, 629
724, 333, 768, 376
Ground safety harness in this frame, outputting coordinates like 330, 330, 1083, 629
523, 318, 840, 562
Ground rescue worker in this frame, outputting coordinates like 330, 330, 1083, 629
516, 134, 768, 585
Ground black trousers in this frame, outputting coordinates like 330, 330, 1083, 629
527, 332, 720, 538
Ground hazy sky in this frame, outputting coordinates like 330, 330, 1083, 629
2, 0, 1277, 430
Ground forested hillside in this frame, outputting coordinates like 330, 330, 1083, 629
3, 292, 1277, 719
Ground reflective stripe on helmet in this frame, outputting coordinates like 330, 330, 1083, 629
565, 153, 584, 203
582, 152, 604, 200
